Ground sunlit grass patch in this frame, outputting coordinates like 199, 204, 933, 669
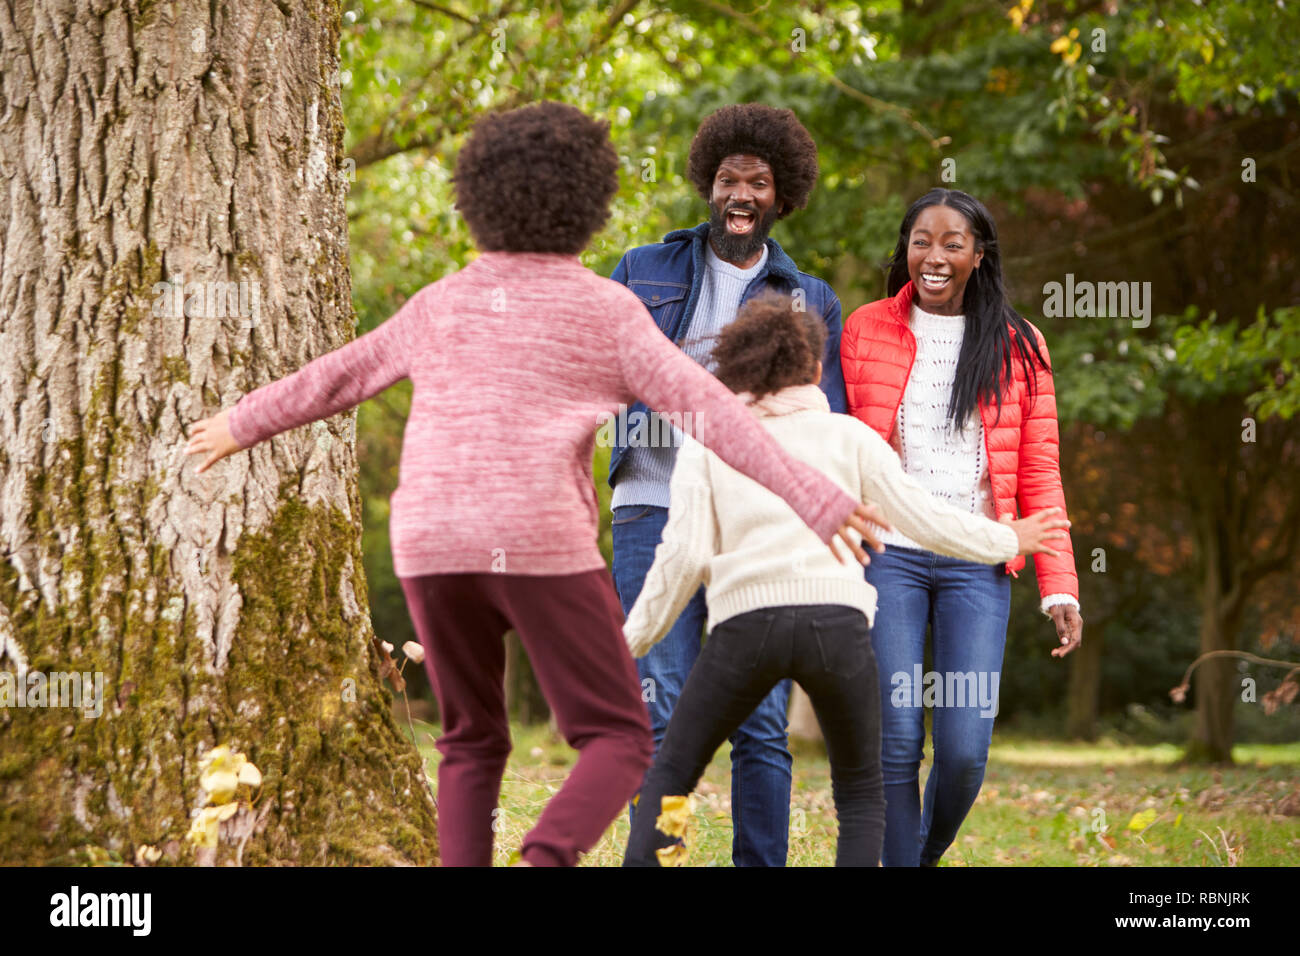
412, 720, 1300, 867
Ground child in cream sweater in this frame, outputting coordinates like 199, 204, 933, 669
621, 293, 1069, 866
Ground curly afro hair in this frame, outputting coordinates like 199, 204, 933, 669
686, 103, 819, 219
453, 101, 619, 253
711, 293, 827, 399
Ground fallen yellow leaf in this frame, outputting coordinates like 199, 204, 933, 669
655, 794, 694, 840
656, 843, 690, 867
186, 806, 224, 850
1127, 809, 1158, 832
198, 744, 261, 804
237, 762, 262, 788
654, 794, 697, 867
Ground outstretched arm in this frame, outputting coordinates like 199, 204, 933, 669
185, 286, 431, 472
856, 421, 1064, 565
623, 439, 717, 657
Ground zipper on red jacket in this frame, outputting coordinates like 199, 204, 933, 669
887, 285, 1018, 577
888, 320, 917, 446
979, 381, 1019, 578
883, 284, 918, 442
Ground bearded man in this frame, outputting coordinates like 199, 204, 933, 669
608, 103, 845, 867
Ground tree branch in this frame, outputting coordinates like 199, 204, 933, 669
409, 0, 479, 25
594, 0, 641, 49
352, 132, 440, 171
1170, 650, 1300, 704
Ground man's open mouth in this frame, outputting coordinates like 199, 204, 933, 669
726, 207, 757, 235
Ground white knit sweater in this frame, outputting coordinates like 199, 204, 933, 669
880, 305, 994, 550
623, 384, 1020, 657
882, 303, 1079, 616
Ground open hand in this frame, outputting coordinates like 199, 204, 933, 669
185, 409, 243, 474
1002, 507, 1070, 557
829, 501, 893, 566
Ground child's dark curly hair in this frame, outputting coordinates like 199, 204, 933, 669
453, 101, 619, 253
686, 104, 819, 219
712, 293, 827, 399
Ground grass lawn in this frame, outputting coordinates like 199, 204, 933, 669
408, 719, 1300, 866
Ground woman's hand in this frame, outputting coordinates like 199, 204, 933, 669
829, 501, 894, 566
185, 409, 243, 474
1048, 604, 1083, 658
1001, 507, 1070, 557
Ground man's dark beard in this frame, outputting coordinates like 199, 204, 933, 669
707, 200, 780, 265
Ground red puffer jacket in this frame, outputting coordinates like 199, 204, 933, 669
841, 281, 1078, 601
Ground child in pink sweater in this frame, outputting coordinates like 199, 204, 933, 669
184, 102, 880, 866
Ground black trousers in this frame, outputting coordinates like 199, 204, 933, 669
623, 604, 884, 867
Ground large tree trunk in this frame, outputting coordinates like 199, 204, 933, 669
1183, 422, 1250, 766
1187, 557, 1242, 764
1064, 626, 1104, 741
0, 0, 437, 864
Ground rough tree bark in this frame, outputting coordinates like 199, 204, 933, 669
0, 0, 437, 864
1180, 398, 1297, 764
1187, 501, 1247, 764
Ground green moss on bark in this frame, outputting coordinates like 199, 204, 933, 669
161, 356, 191, 385
1, 484, 438, 865
0, 415, 213, 862
1, 403, 435, 864
103, 242, 164, 336
220, 493, 438, 865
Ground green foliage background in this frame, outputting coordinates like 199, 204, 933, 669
337, 0, 1300, 741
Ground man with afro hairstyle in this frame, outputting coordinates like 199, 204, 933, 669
607, 103, 845, 867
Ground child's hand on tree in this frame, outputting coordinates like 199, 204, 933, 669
1000, 507, 1070, 557
185, 409, 243, 474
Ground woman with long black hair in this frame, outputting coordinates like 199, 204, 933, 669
840, 188, 1084, 866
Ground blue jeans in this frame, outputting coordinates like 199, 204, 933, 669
611, 505, 793, 867
863, 545, 1011, 867
624, 605, 882, 867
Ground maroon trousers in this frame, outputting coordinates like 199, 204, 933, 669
400, 568, 653, 866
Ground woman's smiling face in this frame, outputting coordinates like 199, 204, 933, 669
907, 204, 984, 315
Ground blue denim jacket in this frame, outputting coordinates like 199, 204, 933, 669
607, 222, 847, 489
